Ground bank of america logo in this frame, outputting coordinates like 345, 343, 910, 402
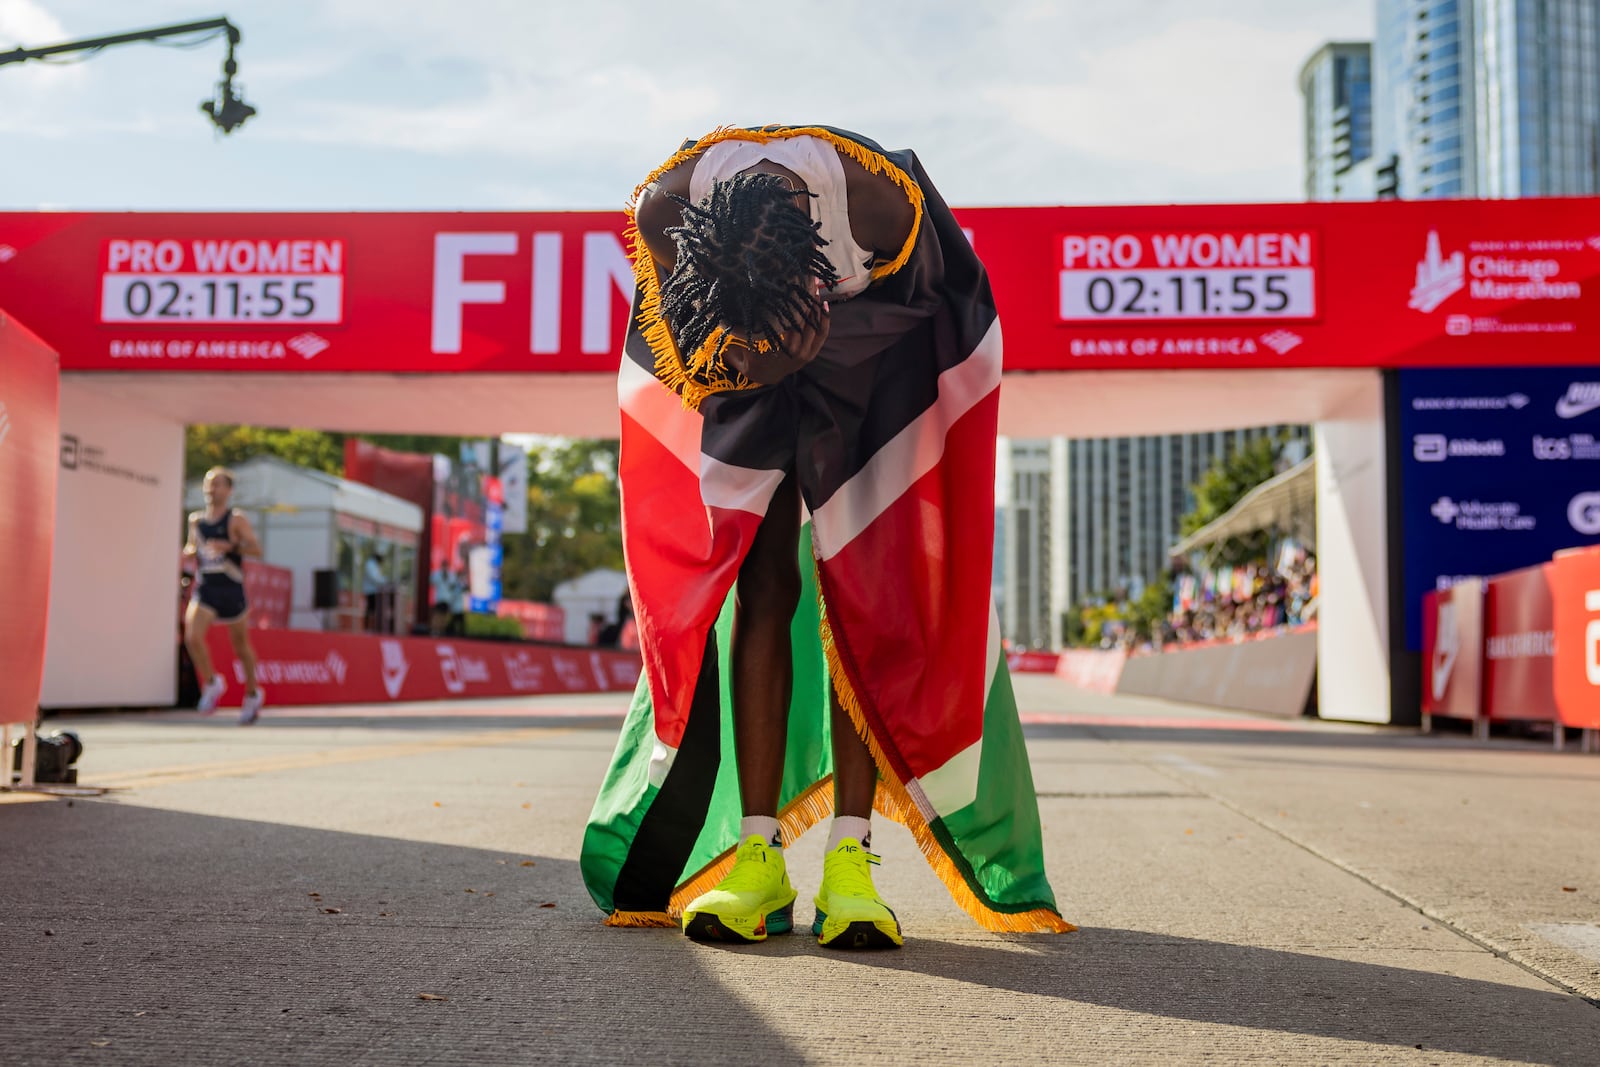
287, 333, 330, 360
1409, 230, 1465, 313
0, 245, 16, 263
0, 401, 10, 447
1259, 330, 1303, 355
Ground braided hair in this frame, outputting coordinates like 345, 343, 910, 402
661, 173, 839, 366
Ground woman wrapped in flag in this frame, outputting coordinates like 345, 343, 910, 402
581, 125, 1073, 948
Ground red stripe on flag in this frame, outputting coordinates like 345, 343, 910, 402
817, 388, 1000, 781
620, 411, 762, 749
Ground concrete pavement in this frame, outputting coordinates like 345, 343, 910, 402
3, 678, 1599, 1065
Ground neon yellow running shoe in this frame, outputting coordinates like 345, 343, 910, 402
682, 834, 797, 944
812, 838, 903, 949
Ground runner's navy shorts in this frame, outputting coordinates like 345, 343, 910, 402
195, 578, 248, 623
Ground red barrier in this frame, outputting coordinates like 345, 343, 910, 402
0, 312, 59, 725
181, 559, 295, 629
1006, 649, 1063, 674
1421, 580, 1484, 722
1055, 649, 1129, 693
1482, 565, 1558, 722
1551, 545, 1600, 729
203, 628, 640, 708
496, 599, 565, 643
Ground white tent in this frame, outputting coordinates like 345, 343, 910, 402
1168, 455, 1317, 560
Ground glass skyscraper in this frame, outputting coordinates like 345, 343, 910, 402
1368, 0, 1600, 198
1301, 42, 1375, 200
1474, 0, 1600, 196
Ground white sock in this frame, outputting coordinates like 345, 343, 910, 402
740, 815, 782, 848
827, 816, 872, 851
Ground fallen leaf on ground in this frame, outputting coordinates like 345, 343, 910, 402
521, 803, 531, 810
539, 902, 557, 908
1184, 829, 1193, 835
432, 801, 441, 808
320, 908, 342, 914
465, 888, 476, 894
1562, 886, 1578, 892
485, 892, 495, 897
417, 993, 448, 1001
520, 860, 536, 867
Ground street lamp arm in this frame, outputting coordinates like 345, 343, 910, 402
0, 17, 238, 67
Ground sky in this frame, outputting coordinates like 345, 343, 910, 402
1, 0, 1374, 212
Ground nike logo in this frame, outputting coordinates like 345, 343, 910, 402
1556, 383, 1600, 419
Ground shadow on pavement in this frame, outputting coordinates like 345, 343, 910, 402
836, 929, 1594, 1065
0, 799, 786, 1067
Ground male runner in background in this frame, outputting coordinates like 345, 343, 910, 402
183, 467, 266, 725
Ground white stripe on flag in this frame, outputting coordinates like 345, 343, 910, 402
810, 319, 1002, 561
619, 358, 701, 475
701, 455, 788, 516
648, 739, 679, 788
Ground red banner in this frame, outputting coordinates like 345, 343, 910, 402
0, 312, 59, 725
1421, 580, 1485, 721
1551, 545, 1600, 728
496, 599, 566, 643
1482, 564, 1558, 721
3, 198, 1599, 373
203, 628, 641, 707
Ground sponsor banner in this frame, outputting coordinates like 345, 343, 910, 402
1114, 628, 1318, 717
1482, 564, 1557, 722
1054, 648, 1128, 693
203, 628, 641, 706
496, 599, 566, 643
1400, 367, 1600, 649
1005, 648, 1062, 673
2, 198, 1599, 373
181, 557, 293, 629
1420, 581, 1484, 721
1551, 545, 1600, 728
0, 313, 60, 724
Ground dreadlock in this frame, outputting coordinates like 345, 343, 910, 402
661, 172, 840, 368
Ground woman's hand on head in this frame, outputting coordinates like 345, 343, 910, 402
725, 297, 830, 385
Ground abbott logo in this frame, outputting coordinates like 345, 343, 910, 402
1555, 382, 1600, 420
437, 645, 466, 694
1409, 230, 1465, 313
1414, 434, 1447, 462
1569, 493, 1600, 536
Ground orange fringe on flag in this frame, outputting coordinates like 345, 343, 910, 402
603, 910, 678, 929
623, 125, 928, 411
816, 587, 1076, 936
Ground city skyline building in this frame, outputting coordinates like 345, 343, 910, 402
1301, 42, 1376, 200
1333, 0, 1600, 200
995, 428, 1310, 650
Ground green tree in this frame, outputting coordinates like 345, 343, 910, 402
498, 439, 624, 602
1177, 435, 1288, 567
186, 425, 344, 480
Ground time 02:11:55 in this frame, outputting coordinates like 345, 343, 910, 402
1059, 268, 1316, 321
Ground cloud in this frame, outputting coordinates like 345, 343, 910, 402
983, 18, 1326, 177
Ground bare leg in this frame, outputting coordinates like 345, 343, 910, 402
185, 600, 216, 683
227, 618, 258, 695
731, 469, 802, 818
830, 691, 877, 818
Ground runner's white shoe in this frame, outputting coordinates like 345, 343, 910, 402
239, 689, 265, 726
197, 674, 227, 715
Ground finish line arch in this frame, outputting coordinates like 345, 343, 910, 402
4, 198, 1598, 722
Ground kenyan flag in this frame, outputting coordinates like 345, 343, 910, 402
580, 126, 1071, 934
